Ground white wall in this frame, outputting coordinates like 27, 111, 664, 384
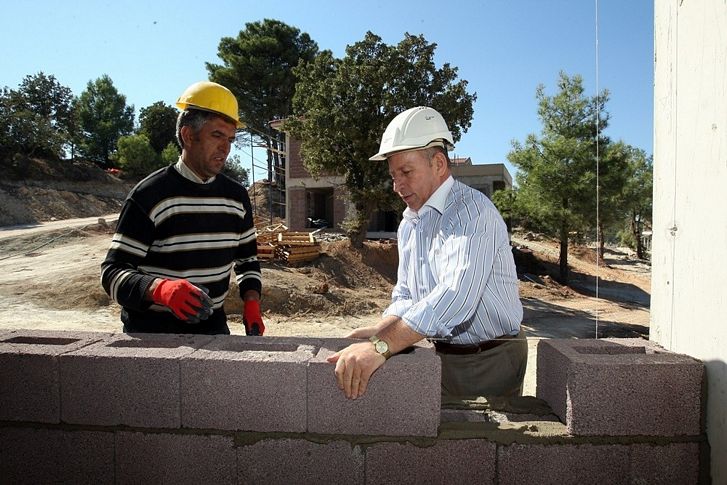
652, 1, 727, 482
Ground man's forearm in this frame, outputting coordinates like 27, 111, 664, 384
376, 317, 425, 355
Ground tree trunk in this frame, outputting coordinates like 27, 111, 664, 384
559, 220, 569, 283
631, 214, 644, 260
598, 220, 606, 262
347, 198, 374, 249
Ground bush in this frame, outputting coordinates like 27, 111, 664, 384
113, 134, 163, 177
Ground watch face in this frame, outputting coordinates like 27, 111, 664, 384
375, 340, 388, 354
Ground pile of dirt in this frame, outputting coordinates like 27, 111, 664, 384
0, 158, 133, 226
220, 239, 397, 318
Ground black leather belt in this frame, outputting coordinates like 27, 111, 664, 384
433, 334, 517, 355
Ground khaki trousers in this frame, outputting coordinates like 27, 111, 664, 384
438, 331, 528, 398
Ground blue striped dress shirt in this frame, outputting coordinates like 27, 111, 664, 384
383, 176, 523, 345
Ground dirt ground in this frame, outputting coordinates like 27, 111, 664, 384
0, 160, 651, 395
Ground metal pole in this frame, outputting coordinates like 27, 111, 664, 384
251, 131, 256, 214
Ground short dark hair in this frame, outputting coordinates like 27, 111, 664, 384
176, 109, 221, 149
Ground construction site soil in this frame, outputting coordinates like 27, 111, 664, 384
0, 159, 651, 394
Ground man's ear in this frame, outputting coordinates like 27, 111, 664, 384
180, 125, 194, 147
433, 151, 448, 175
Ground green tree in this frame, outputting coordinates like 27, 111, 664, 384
287, 32, 476, 246
508, 72, 608, 282
620, 146, 652, 259
139, 101, 178, 153
76, 75, 134, 166
0, 73, 74, 161
594, 141, 634, 259
160, 141, 180, 165
113, 134, 160, 177
222, 154, 250, 187
207, 19, 319, 196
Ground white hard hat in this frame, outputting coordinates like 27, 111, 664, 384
369, 106, 455, 161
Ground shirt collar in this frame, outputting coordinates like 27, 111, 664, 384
174, 157, 216, 184
402, 175, 455, 220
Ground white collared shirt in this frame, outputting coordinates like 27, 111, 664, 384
384, 177, 522, 344
174, 158, 216, 184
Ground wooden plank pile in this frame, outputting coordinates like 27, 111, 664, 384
254, 224, 321, 265
275, 232, 321, 265
255, 222, 287, 261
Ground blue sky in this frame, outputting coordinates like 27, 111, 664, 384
1, 0, 653, 181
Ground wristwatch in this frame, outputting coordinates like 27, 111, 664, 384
369, 335, 392, 360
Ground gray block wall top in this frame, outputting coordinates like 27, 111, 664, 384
59, 333, 215, 428
0, 330, 109, 424
0, 329, 108, 355
180, 335, 318, 432
190, 334, 320, 362
536, 338, 704, 437
307, 341, 441, 437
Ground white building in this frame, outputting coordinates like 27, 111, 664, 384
653, 2, 727, 482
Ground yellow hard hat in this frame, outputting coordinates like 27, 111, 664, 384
176, 81, 245, 128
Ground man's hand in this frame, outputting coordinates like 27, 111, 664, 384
243, 300, 265, 336
151, 279, 213, 323
327, 341, 386, 399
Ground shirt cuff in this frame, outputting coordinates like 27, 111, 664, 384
399, 300, 439, 337
383, 298, 414, 319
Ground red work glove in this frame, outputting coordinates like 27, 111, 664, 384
152, 279, 213, 323
243, 300, 265, 336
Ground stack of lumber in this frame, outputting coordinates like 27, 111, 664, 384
255, 221, 287, 260
253, 226, 321, 265
275, 231, 321, 265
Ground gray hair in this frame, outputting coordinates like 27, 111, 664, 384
425, 145, 452, 166
176, 109, 221, 149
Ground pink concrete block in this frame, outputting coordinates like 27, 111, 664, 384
498, 443, 630, 484
180, 336, 316, 432
307, 339, 440, 437
630, 443, 700, 484
60, 332, 213, 428
0, 330, 105, 423
115, 431, 236, 484
536, 338, 704, 436
366, 440, 495, 483
238, 438, 363, 484
0, 427, 114, 484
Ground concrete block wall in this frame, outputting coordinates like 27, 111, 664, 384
0, 331, 706, 483
536, 338, 704, 436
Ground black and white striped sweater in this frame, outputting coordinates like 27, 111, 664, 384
101, 165, 261, 333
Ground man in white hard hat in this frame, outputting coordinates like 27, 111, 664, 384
328, 106, 526, 399
101, 81, 265, 336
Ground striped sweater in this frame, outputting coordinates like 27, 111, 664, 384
101, 165, 261, 334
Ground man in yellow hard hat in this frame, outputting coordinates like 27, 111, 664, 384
101, 81, 265, 335
327, 107, 526, 399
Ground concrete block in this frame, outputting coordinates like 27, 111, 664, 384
498, 443, 630, 485
0, 330, 105, 423
238, 438, 364, 484
630, 443, 700, 484
60, 332, 213, 428
366, 440, 495, 483
536, 338, 703, 436
0, 427, 114, 484
181, 336, 316, 432
307, 339, 440, 437
116, 431, 236, 484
